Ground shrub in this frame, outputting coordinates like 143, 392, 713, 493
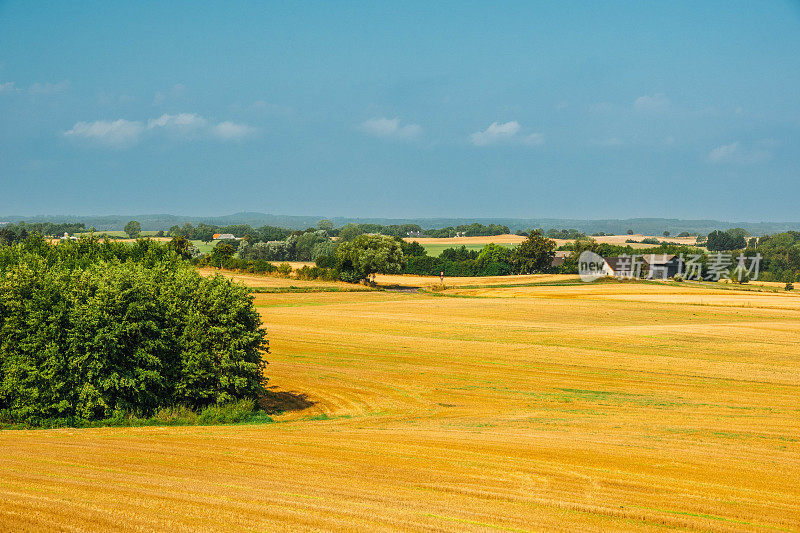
296, 265, 338, 281
275, 263, 293, 277
786, 282, 794, 291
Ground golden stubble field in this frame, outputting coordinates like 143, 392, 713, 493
1, 275, 799, 531
403, 233, 698, 249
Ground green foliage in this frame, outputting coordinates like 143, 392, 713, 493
0, 237, 268, 426
0, 399, 273, 430
399, 239, 427, 257
756, 231, 800, 282
296, 265, 340, 281
210, 241, 237, 265
168, 236, 195, 259
440, 246, 478, 262
1, 222, 87, 241
546, 228, 586, 240
510, 230, 556, 274
424, 223, 510, 238
707, 229, 747, 251
124, 220, 142, 238
337, 223, 364, 242
275, 263, 293, 277
335, 234, 404, 282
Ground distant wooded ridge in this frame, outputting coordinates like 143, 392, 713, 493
2, 212, 800, 236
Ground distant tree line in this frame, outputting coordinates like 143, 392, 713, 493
545, 228, 587, 240
0, 222, 88, 243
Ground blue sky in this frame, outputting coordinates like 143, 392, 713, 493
1, 1, 799, 220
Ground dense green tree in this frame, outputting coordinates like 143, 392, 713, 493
0, 237, 267, 425
338, 223, 364, 242
168, 236, 192, 259
707, 230, 746, 251
440, 246, 478, 262
211, 242, 237, 265
477, 243, 511, 265
510, 230, 556, 274
335, 234, 404, 282
399, 240, 427, 257
124, 220, 142, 238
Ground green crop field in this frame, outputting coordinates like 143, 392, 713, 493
421, 242, 511, 257
190, 240, 217, 253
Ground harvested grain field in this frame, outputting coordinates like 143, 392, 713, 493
196, 267, 371, 291
403, 233, 700, 255
402, 234, 527, 246
2, 278, 799, 531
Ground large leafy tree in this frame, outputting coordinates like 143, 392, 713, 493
335, 234, 404, 282
124, 220, 142, 238
707, 229, 747, 251
510, 230, 556, 274
337, 223, 364, 242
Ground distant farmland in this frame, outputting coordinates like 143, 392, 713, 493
404, 233, 700, 256
2, 274, 799, 531
404, 234, 523, 256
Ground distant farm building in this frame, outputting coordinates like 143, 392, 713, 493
551, 250, 570, 268
602, 254, 682, 279
602, 257, 635, 277
642, 254, 682, 279
212, 233, 236, 240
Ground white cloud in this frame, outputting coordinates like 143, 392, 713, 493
211, 121, 256, 140
522, 132, 545, 146
65, 113, 255, 147
1, 79, 70, 95
64, 119, 145, 147
359, 117, 422, 140
28, 80, 70, 95
470, 121, 544, 147
470, 121, 520, 145
707, 141, 771, 164
148, 112, 207, 130
634, 93, 669, 112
